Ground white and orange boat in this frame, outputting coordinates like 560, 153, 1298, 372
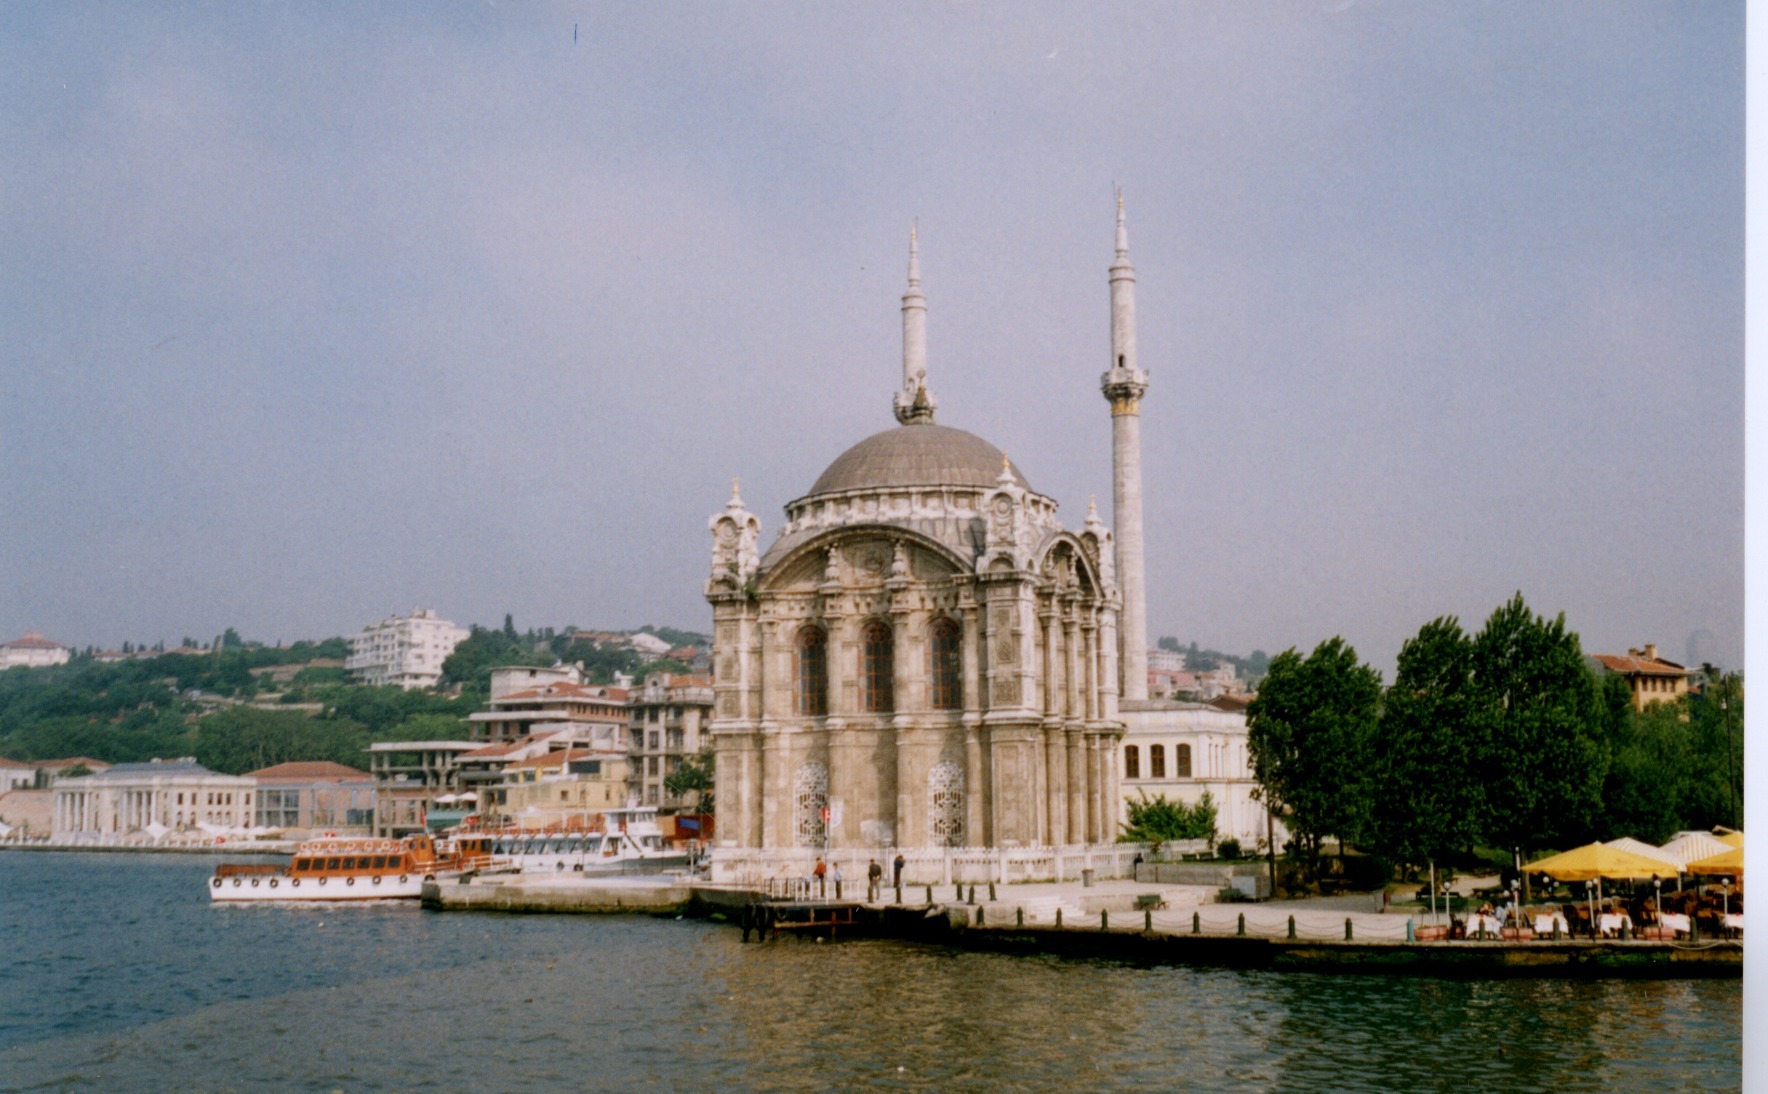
208, 832, 494, 903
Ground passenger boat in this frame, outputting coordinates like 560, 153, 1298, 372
208, 832, 494, 903
477, 807, 690, 876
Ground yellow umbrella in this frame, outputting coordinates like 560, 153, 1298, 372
1686, 846, 1744, 876
1717, 831, 1745, 849
1526, 842, 1682, 882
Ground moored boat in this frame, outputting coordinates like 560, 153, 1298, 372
208, 832, 493, 903
475, 807, 690, 876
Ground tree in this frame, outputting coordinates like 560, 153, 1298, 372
1246, 637, 1381, 873
193, 707, 369, 774
1365, 617, 1485, 871
664, 745, 715, 814
1469, 594, 1608, 859
1119, 790, 1217, 855
1599, 695, 1692, 844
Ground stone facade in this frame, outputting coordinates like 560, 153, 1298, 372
704, 229, 1127, 885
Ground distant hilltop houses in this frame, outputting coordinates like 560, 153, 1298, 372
345, 608, 471, 690
0, 632, 71, 669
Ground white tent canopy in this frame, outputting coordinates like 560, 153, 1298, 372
1660, 831, 1732, 866
1605, 837, 1683, 871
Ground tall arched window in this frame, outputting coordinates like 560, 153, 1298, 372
795, 626, 828, 716
862, 620, 894, 713
1174, 743, 1192, 778
1124, 745, 1140, 779
929, 617, 962, 710
1150, 744, 1166, 779
930, 761, 964, 846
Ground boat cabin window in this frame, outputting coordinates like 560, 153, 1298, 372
326, 857, 341, 871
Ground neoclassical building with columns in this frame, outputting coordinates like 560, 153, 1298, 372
704, 227, 1131, 884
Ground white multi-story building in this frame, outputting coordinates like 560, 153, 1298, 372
0, 632, 71, 670
1119, 697, 1282, 850
53, 758, 256, 842
345, 609, 468, 690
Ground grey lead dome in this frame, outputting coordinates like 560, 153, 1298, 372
804, 423, 1031, 497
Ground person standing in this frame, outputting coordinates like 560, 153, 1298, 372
867, 858, 883, 902
892, 852, 906, 888
814, 857, 827, 899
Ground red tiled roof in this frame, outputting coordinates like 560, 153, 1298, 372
248, 761, 372, 780
499, 681, 630, 703
1207, 695, 1251, 712
36, 757, 111, 771
3, 631, 64, 649
0, 757, 36, 769
1593, 653, 1690, 677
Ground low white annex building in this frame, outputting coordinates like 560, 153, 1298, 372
345, 609, 469, 690
53, 758, 256, 842
1119, 697, 1284, 850
0, 632, 71, 670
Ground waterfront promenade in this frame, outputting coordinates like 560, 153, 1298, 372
420, 870, 1740, 976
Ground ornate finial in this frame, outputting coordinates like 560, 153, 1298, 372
731, 477, 741, 501
996, 452, 1016, 486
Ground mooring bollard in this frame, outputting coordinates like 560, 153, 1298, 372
1620, 921, 1631, 941
1288, 915, 1296, 940
896, 884, 903, 905
1345, 918, 1353, 941
955, 883, 963, 902
977, 906, 985, 926
926, 884, 935, 905
1017, 907, 1024, 927
1193, 911, 1201, 935
989, 882, 997, 901
1552, 921, 1561, 941
1405, 919, 1414, 942
1056, 907, 1064, 928
968, 884, 976, 905
1237, 912, 1246, 937
1101, 909, 1109, 930
1145, 909, 1153, 931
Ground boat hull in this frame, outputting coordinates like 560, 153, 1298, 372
208, 872, 430, 903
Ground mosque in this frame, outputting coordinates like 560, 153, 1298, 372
703, 201, 1239, 884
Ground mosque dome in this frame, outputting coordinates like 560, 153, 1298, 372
804, 423, 1030, 498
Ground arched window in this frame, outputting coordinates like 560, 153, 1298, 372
1124, 745, 1140, 779
929, 617, 962, 710
1150, 744, 1166, 779
1175, 743, 1192, 778
795, 626, 828, 716
862, 620, 894, 713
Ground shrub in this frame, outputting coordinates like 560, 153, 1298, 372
1217, 838, 1243, 861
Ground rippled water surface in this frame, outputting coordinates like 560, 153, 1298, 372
0, 852, 1742, 1092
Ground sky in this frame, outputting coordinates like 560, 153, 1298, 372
0, 2, 1745, 678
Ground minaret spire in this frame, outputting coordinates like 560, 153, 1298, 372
1102, 190, 1150, 702
894, 222, 936, 425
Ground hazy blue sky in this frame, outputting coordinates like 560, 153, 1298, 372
0, 3, 1743, 676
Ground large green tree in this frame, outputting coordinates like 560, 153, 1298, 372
1365, 617, 1485, 870
1246, 637, 1381, 870
193, 707, 370, 774
1469, 593, 1608, 857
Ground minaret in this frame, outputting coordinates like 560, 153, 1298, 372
1102, 192, 1150, 702
894, 224, 936, 425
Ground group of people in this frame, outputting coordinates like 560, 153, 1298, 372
796, 853, 908, 901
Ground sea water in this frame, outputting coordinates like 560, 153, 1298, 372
0, 852, 1742, 1092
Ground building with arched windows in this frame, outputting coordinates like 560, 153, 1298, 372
704, 225, 1130, 884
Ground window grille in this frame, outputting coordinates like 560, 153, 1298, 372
794, 761, 828, 847
930, 760, 964, 847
